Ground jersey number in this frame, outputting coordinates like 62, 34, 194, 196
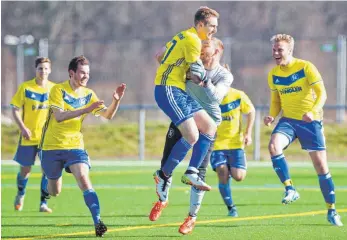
161, 40, 177, 64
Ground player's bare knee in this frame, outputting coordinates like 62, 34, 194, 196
201, 121, 216, 136
20, 166, 32, 178
185, 132, 199, 145
268, 142, 281, 156
233, 174, 246, 182
231, 169, 246, 181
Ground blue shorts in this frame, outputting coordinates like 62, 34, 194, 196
41, 149, 90, 180
272, 117, 326, 151
14, 145, 40, 166
210, 149, 247, 171
154, 85, 203, 126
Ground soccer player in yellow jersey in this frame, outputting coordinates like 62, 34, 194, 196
153, 6, 219, 206
10, 57, 55, 213
210, 88, 255, 217
264, 34, 343, 226
40, 56, 126, 237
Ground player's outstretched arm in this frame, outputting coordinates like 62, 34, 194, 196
99, 83, 126, 120
244, 107, 256, 146
52, 101, 104, 123
264, 90, 281, 126
11, 107, 31, 140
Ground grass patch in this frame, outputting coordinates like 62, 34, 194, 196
2, 122, 347, 160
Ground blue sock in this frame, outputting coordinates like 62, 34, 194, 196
318, 173, 336, 206
17, 172, 28, 196
188, 133, 214, 169
161, 137, 192, 175
83, 189, 101, 225
219, 181, 233, 208
40, 174, 48, 205
271, 154, 293, 190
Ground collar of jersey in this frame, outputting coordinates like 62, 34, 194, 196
280, 57, 297, 71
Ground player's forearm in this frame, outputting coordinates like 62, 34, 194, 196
245, 108, 256, 135
269, 91, 281, 118
203, 80, 229, 104
53, 108, 88, 123
11, 108, 26, 131
100, 99, 120, 120
311, 82, 327, 112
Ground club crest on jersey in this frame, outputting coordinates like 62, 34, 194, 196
168, 128, 175, 138
291, 73, 299, 81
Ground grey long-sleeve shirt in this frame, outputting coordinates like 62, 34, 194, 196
186, 64, 234, 125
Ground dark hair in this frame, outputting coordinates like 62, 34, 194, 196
68, 55, 89, 77
194, 6, 219, 26
35, 57, 51, 68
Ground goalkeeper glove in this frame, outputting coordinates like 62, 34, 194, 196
190, 60, 208, 83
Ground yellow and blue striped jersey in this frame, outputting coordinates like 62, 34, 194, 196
154, 27, 201, 91
41, 80, 106, 150
214, 89, 254, 150
268, 58, 323, 120
10, 78, 55, 146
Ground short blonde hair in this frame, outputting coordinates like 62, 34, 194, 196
270, 34, 295, 50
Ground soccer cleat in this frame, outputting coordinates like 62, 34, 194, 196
39, 203, 53, 213
149, 201, 168, 221
181, 173, 211, 191
14, 194, 25, 211
153, 170, 172, 202
95, 220, 107, 237
228, 206, 238, 217
327, 210, 343, 227
282, 189, 300, 205
179, 215, 196, 235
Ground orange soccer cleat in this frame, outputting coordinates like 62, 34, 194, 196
178, 215, 196, 235
14, 194, 25, 211
149, 201, 168, 221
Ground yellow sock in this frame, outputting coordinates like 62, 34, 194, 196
327, 203, 335, 210
283, 179, 293, 187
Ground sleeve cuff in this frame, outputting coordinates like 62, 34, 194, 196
93, 107, 107, 117
10, 104, 21, 110
51, 105, 64, 111
309, 80, 322, 86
